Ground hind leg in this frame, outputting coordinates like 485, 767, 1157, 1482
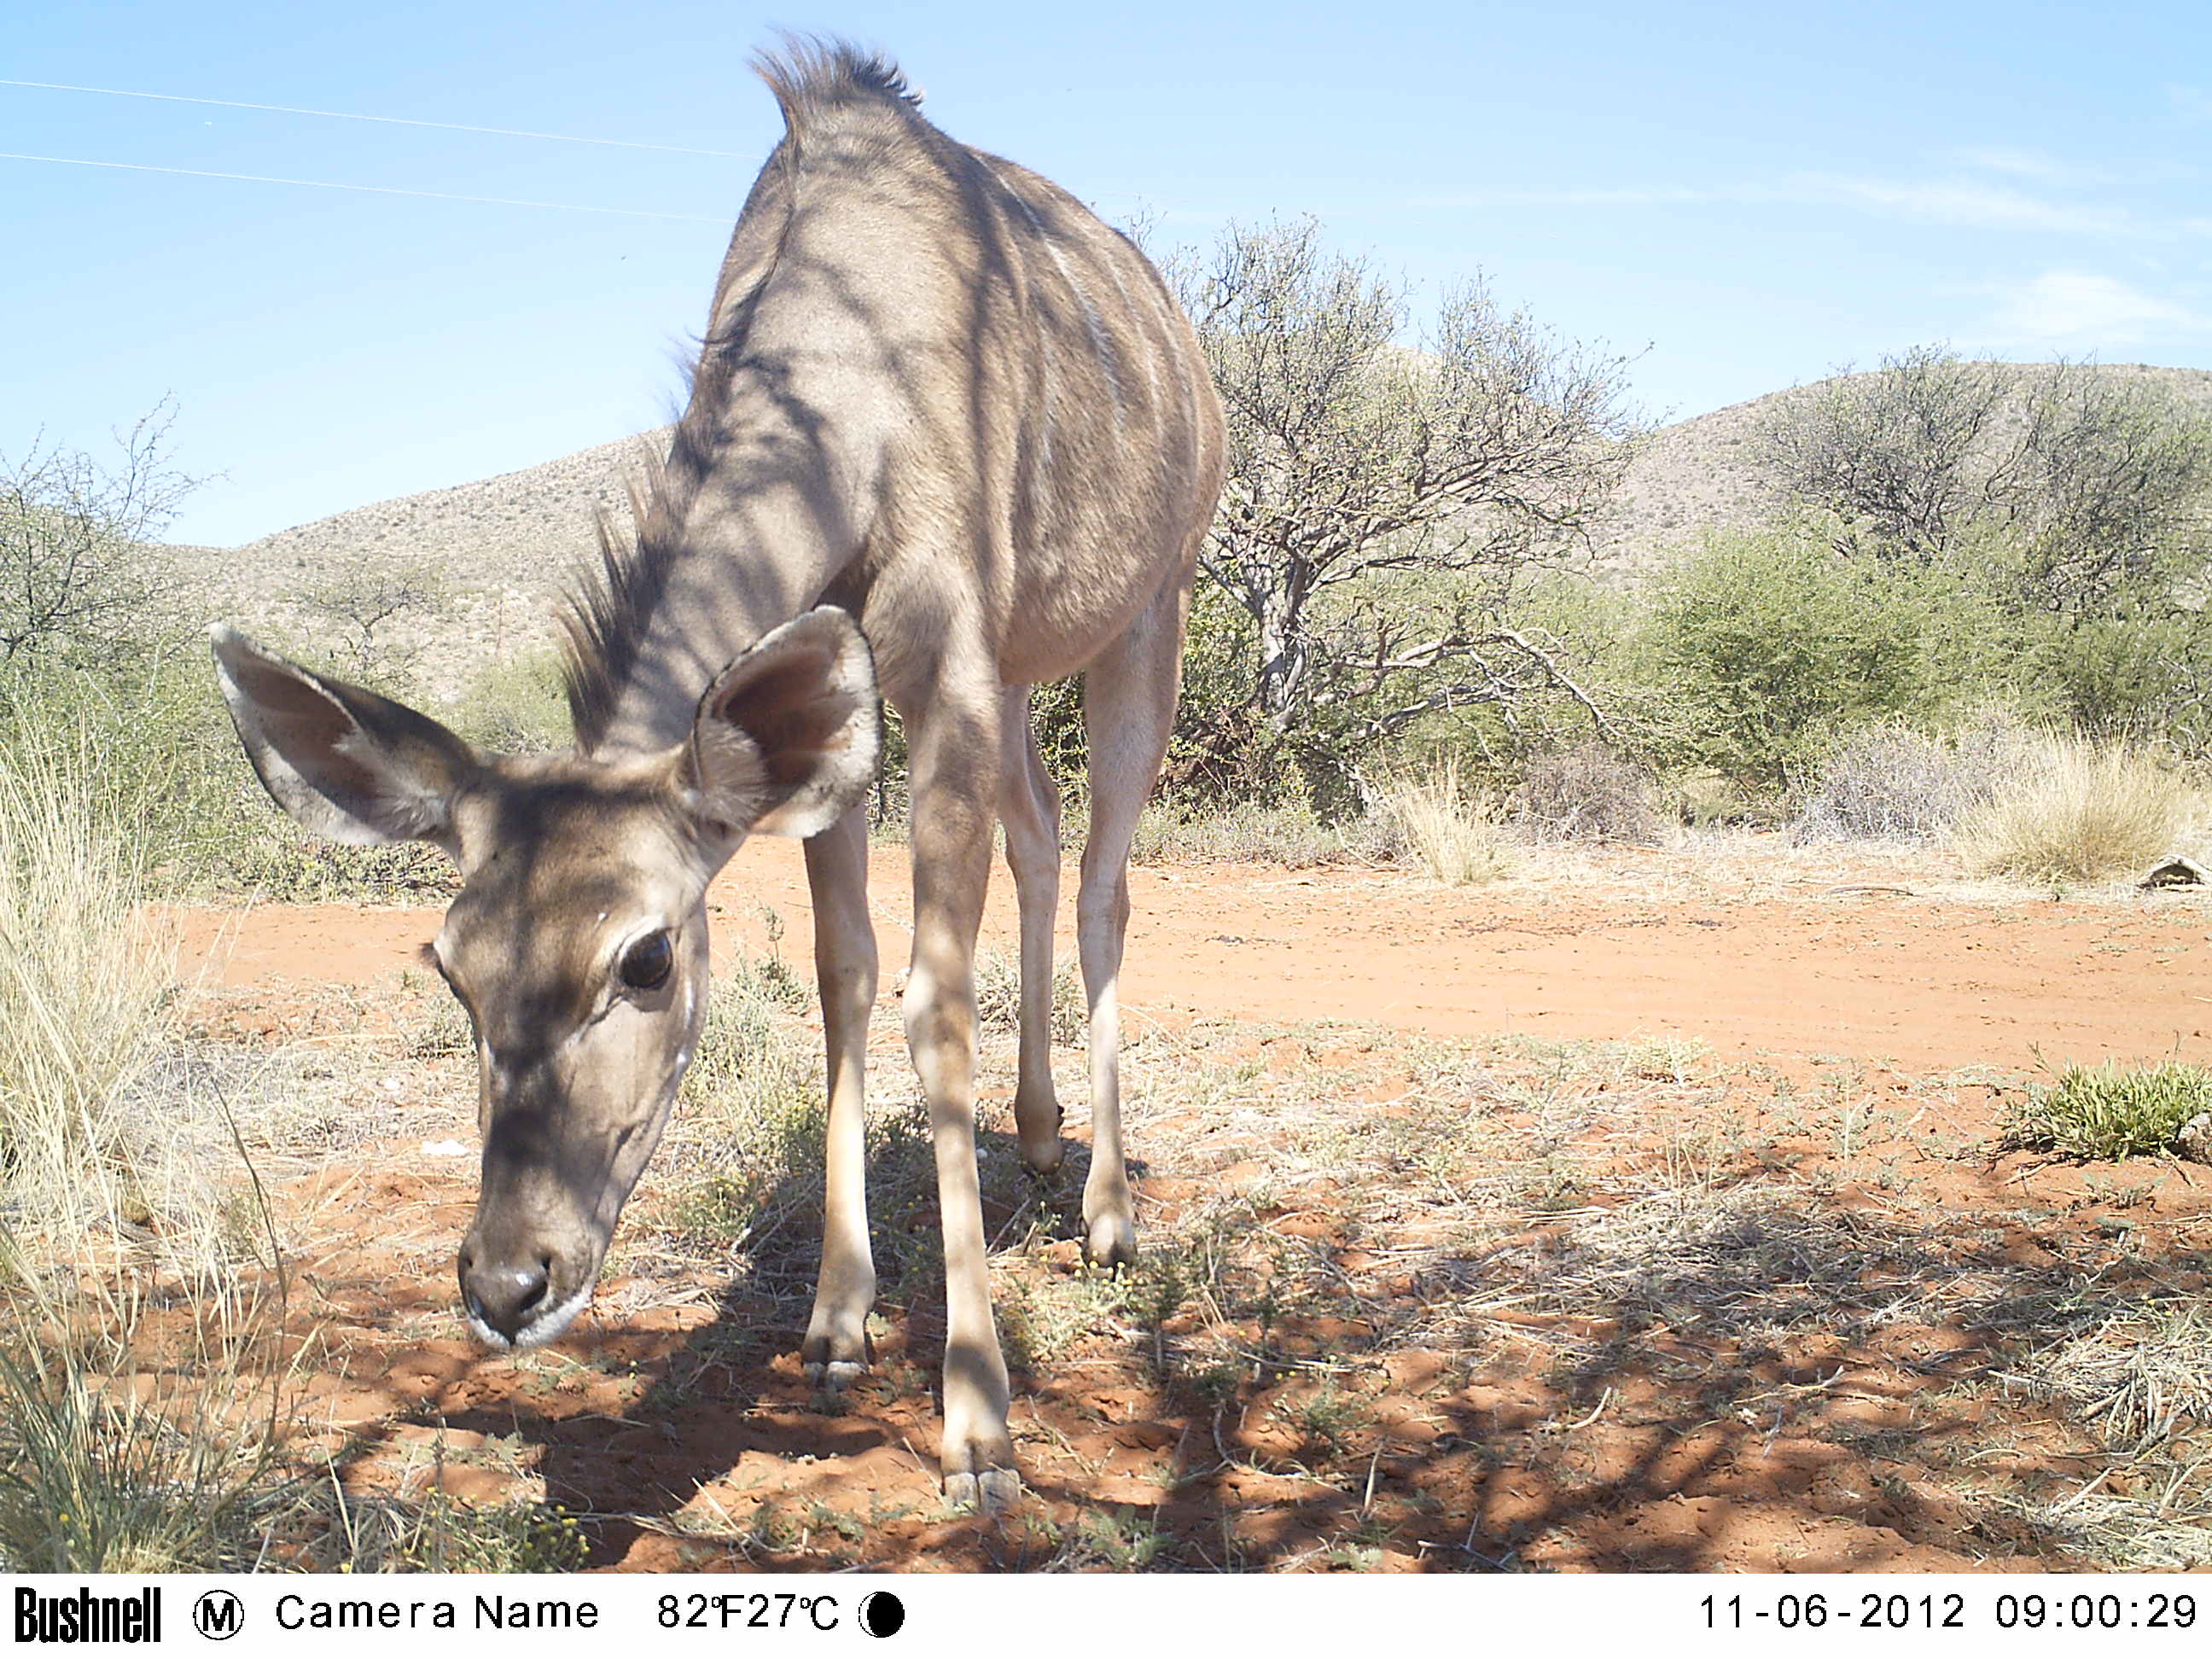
998, 685, 1065, 1173
1076, 578, 1189, 1269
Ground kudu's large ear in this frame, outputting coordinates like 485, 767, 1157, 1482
210, 626, 479, 847
688, 607, 880, 841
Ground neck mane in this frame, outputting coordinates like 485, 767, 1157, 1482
558, 38, 921, 757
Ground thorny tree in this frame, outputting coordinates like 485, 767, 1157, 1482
0, 401, 201, 664
305, 562, 452, 686
1757, 348, 2212, 609
1180, 219, 1640, 776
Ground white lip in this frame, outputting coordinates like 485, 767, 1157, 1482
466, 1276, 597, 1351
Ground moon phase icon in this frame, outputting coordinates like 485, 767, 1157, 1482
859, 1592, 905, 1638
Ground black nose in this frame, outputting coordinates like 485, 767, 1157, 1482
461, 1255, 551, 1342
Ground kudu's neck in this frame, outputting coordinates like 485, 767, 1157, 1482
590, 347, 877, 759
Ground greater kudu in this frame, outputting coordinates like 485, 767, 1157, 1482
212, 40, 1224, 1508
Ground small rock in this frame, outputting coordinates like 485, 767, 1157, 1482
2177, 1113, 2212, 1163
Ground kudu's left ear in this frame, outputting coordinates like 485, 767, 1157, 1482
688, 607, 881, 841
210, 625, 480, 848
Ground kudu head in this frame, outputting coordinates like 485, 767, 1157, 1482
211, 609, 877, 1348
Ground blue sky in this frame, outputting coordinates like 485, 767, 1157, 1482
5, 0, 2209, 546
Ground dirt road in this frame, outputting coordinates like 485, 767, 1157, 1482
171, 836, 2211, 1074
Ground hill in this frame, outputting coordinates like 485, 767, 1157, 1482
1591, 360, 2212, 565
183, 363, 2212, 696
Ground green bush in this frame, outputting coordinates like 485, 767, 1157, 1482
2022, 606, 2212, 755
1643, 522, 2005, 791
0, 649, 457, 903
445, 646, 573, 755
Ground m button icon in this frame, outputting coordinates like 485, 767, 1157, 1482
192, 1590, 243, 1641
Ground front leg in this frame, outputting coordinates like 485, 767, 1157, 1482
801, 805, 877, 1386
904, 690, 1020, 1511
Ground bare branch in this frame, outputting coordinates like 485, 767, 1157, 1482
1179, 218, 1641, 744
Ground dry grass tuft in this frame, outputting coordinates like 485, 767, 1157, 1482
1954, 736, 2196, 884
1377, 766, 1516, 886
2021, 1303, 2212, 1452
0, 726, 175, 1231
973, 946, 1085, 1047
1510, 1181, 1925, 1339
1132, 800, 1377, 867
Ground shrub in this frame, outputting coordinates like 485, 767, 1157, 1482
1131, 798, 1377, 866
2005, 1062, 2212, 1161
1513, 742, 1661, 842
2023, 607, 2212, 757
1954, 736, 2195, 883
1794, 713, 2040, 841
445, 646, 573, 755
1644, 522, 2002, 791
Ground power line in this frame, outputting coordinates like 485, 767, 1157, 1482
0, 77, 750, 157
0, 150, 729, 221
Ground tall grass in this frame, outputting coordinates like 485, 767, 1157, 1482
1954, 736, 2197, 883
0, 696, 301, 1571
0, 1268, 294, 1572
1375, 765, 1516, 885
0, 716, 173, 1228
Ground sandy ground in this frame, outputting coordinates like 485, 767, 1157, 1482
138, 837, 2212, 1573
172, 834, 2212, 1076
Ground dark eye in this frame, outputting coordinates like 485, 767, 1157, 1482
619, 929, 673, 992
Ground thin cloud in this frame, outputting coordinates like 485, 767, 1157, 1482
1949, 146, 2107, 187
2169, 84, 2212, 125
1984, 271, 2205, 345
1796, 173, 2136, 236
1415, 170, 2173, 239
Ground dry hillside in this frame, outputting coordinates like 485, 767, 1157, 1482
178, 363, 2212, 694
1592, 360, 2212, 565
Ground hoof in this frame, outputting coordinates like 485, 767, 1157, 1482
803, 1358, 867, 1391
800, 1317, 872, 1389
1084, 1210, 1137, 1273
943, 1466, 1023, 1515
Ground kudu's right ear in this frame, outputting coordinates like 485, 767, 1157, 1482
210, 626, 479, 848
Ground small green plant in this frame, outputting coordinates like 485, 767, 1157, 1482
0, 1340, 291, 1571
1055, 1505, 1174, 1569
2005, 1062, 2212, 1161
